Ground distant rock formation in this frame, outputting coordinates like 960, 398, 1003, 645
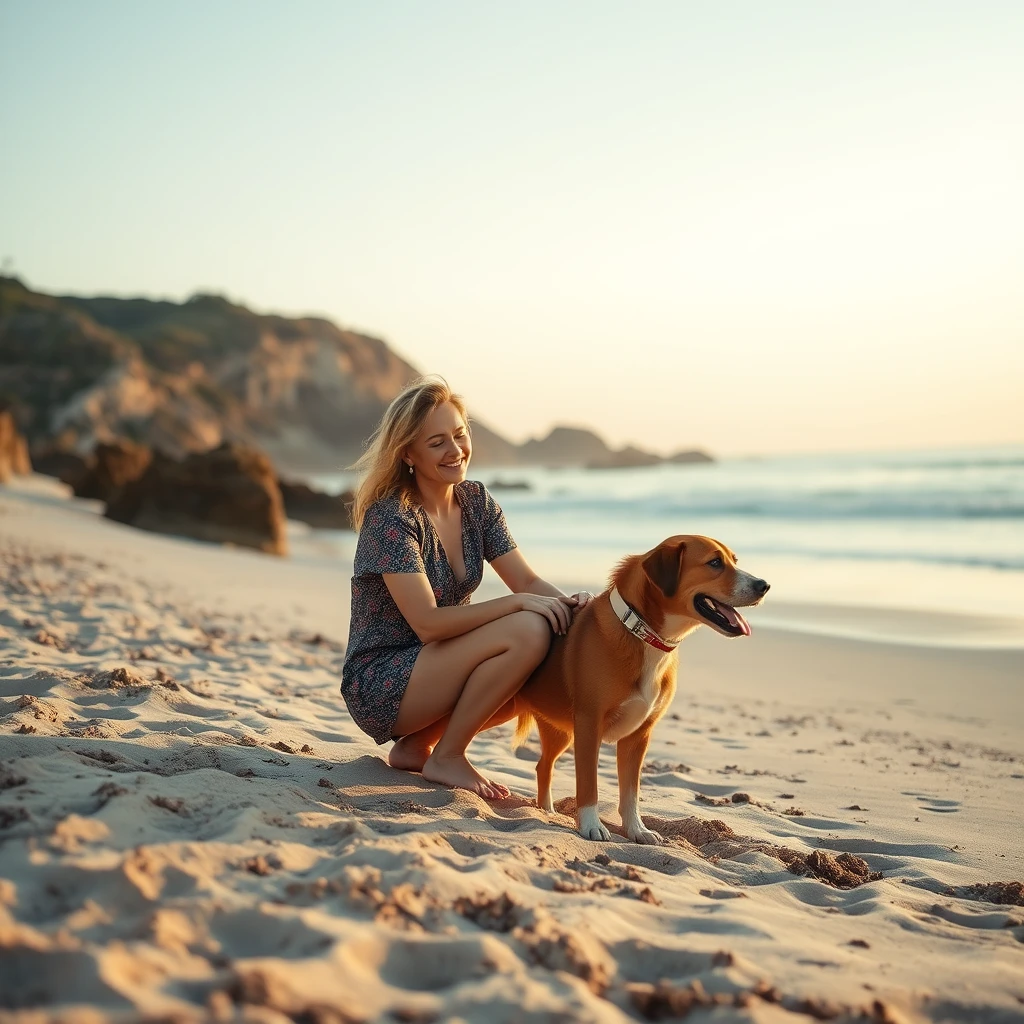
518, 427, 610, 468
73, 439, 152, 501
279, 481, 354, 530
666, 449, 714, 465
106, 443, 287, 555
0, 410, 31, 482
0, 276, 525, 471
587, 445, 663, 470
1, 276, 712, 473
522, 426, 714, 471
588, 446, 713, 469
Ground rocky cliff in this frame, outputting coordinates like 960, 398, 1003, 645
0, 278, 529, 469
0, 278, 502, 469
0, 277, 710, 471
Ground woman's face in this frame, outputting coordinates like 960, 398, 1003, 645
405, 401, 472, 485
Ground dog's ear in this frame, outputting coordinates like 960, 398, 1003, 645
642, 540, 686, 597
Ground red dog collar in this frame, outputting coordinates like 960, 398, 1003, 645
609, 588, 678, 653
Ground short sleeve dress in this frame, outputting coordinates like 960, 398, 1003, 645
341, 480, 517, 744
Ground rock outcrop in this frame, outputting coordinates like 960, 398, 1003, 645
279, 481, 354, 530
522, 427, 710, 471
0, 276, 420, 469
518, 427, 611, 468
0, 410, 32, 482
73, 439, 153, 501
2, 276, 713, 471
105, 443, 287, 555
587, 445, 664, 470
30, 446, 94, 489
666, 449, 714, 465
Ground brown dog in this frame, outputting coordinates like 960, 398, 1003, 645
512, 535, 769, 843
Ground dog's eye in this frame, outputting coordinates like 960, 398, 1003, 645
707, 558, 723, 569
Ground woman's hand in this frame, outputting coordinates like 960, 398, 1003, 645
570, 591, 595, 615
518, 593, 576, 635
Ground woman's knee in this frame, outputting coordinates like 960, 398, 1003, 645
506, 610, 552, 662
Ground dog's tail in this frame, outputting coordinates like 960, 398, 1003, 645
512, 708, 535, 750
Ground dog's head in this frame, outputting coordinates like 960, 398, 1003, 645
640, 535, 769, 638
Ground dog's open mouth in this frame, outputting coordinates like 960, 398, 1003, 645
694, 594, 751, 637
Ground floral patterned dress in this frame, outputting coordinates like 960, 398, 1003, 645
341, 480, 517, 744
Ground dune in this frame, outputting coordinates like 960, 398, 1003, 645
1, 475, 1022, 1022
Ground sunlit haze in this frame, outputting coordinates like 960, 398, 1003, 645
2, 1, 1022, 456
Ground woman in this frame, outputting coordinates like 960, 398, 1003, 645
342, 376, 592, 799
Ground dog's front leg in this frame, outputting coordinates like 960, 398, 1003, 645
574, 712, 610, 841
617, 724, 663, 844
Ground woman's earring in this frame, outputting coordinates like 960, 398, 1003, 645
408, 464, 414, 475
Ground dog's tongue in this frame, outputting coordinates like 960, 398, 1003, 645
719, 602, 751, 636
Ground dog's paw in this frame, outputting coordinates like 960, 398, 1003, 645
578, 805, 611, 841
627, 823, 663, 845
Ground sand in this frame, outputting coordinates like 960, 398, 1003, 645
1, 474, 1023, 1023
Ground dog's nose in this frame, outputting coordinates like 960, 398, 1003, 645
753, 578, 770, 595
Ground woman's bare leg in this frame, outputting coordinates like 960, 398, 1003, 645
387, 719, 448, 773
389, 611, 550, 798
388, 698, 517, 772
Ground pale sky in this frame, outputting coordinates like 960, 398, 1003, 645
2, 0, 1022, 456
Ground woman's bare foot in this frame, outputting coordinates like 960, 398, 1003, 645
421, 751, 510, 799
388, 735, 434, 772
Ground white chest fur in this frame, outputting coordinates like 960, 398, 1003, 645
601, 645, 672, 744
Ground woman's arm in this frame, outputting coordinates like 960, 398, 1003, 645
490, 548, 595, 613
476, 484, 591, 611
383, 571, 574, 644
489, 548, 563, 597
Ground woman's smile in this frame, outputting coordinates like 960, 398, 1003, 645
408, 401, 473, 482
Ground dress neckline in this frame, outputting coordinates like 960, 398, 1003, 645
420, 483, 469, 585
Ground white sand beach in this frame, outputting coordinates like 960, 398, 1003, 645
2, 475, 1022, 1022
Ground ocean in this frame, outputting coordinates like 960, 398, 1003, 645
306, 444, 1024, 649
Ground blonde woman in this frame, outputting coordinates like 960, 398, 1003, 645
342, 376, 593, 798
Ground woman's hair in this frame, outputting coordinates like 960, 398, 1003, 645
350, 375, 469, 529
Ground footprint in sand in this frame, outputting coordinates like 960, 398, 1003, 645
903, 792, 961, 814
707, 735, 748, 750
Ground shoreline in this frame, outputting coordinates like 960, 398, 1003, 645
12, 473, 1024, 651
